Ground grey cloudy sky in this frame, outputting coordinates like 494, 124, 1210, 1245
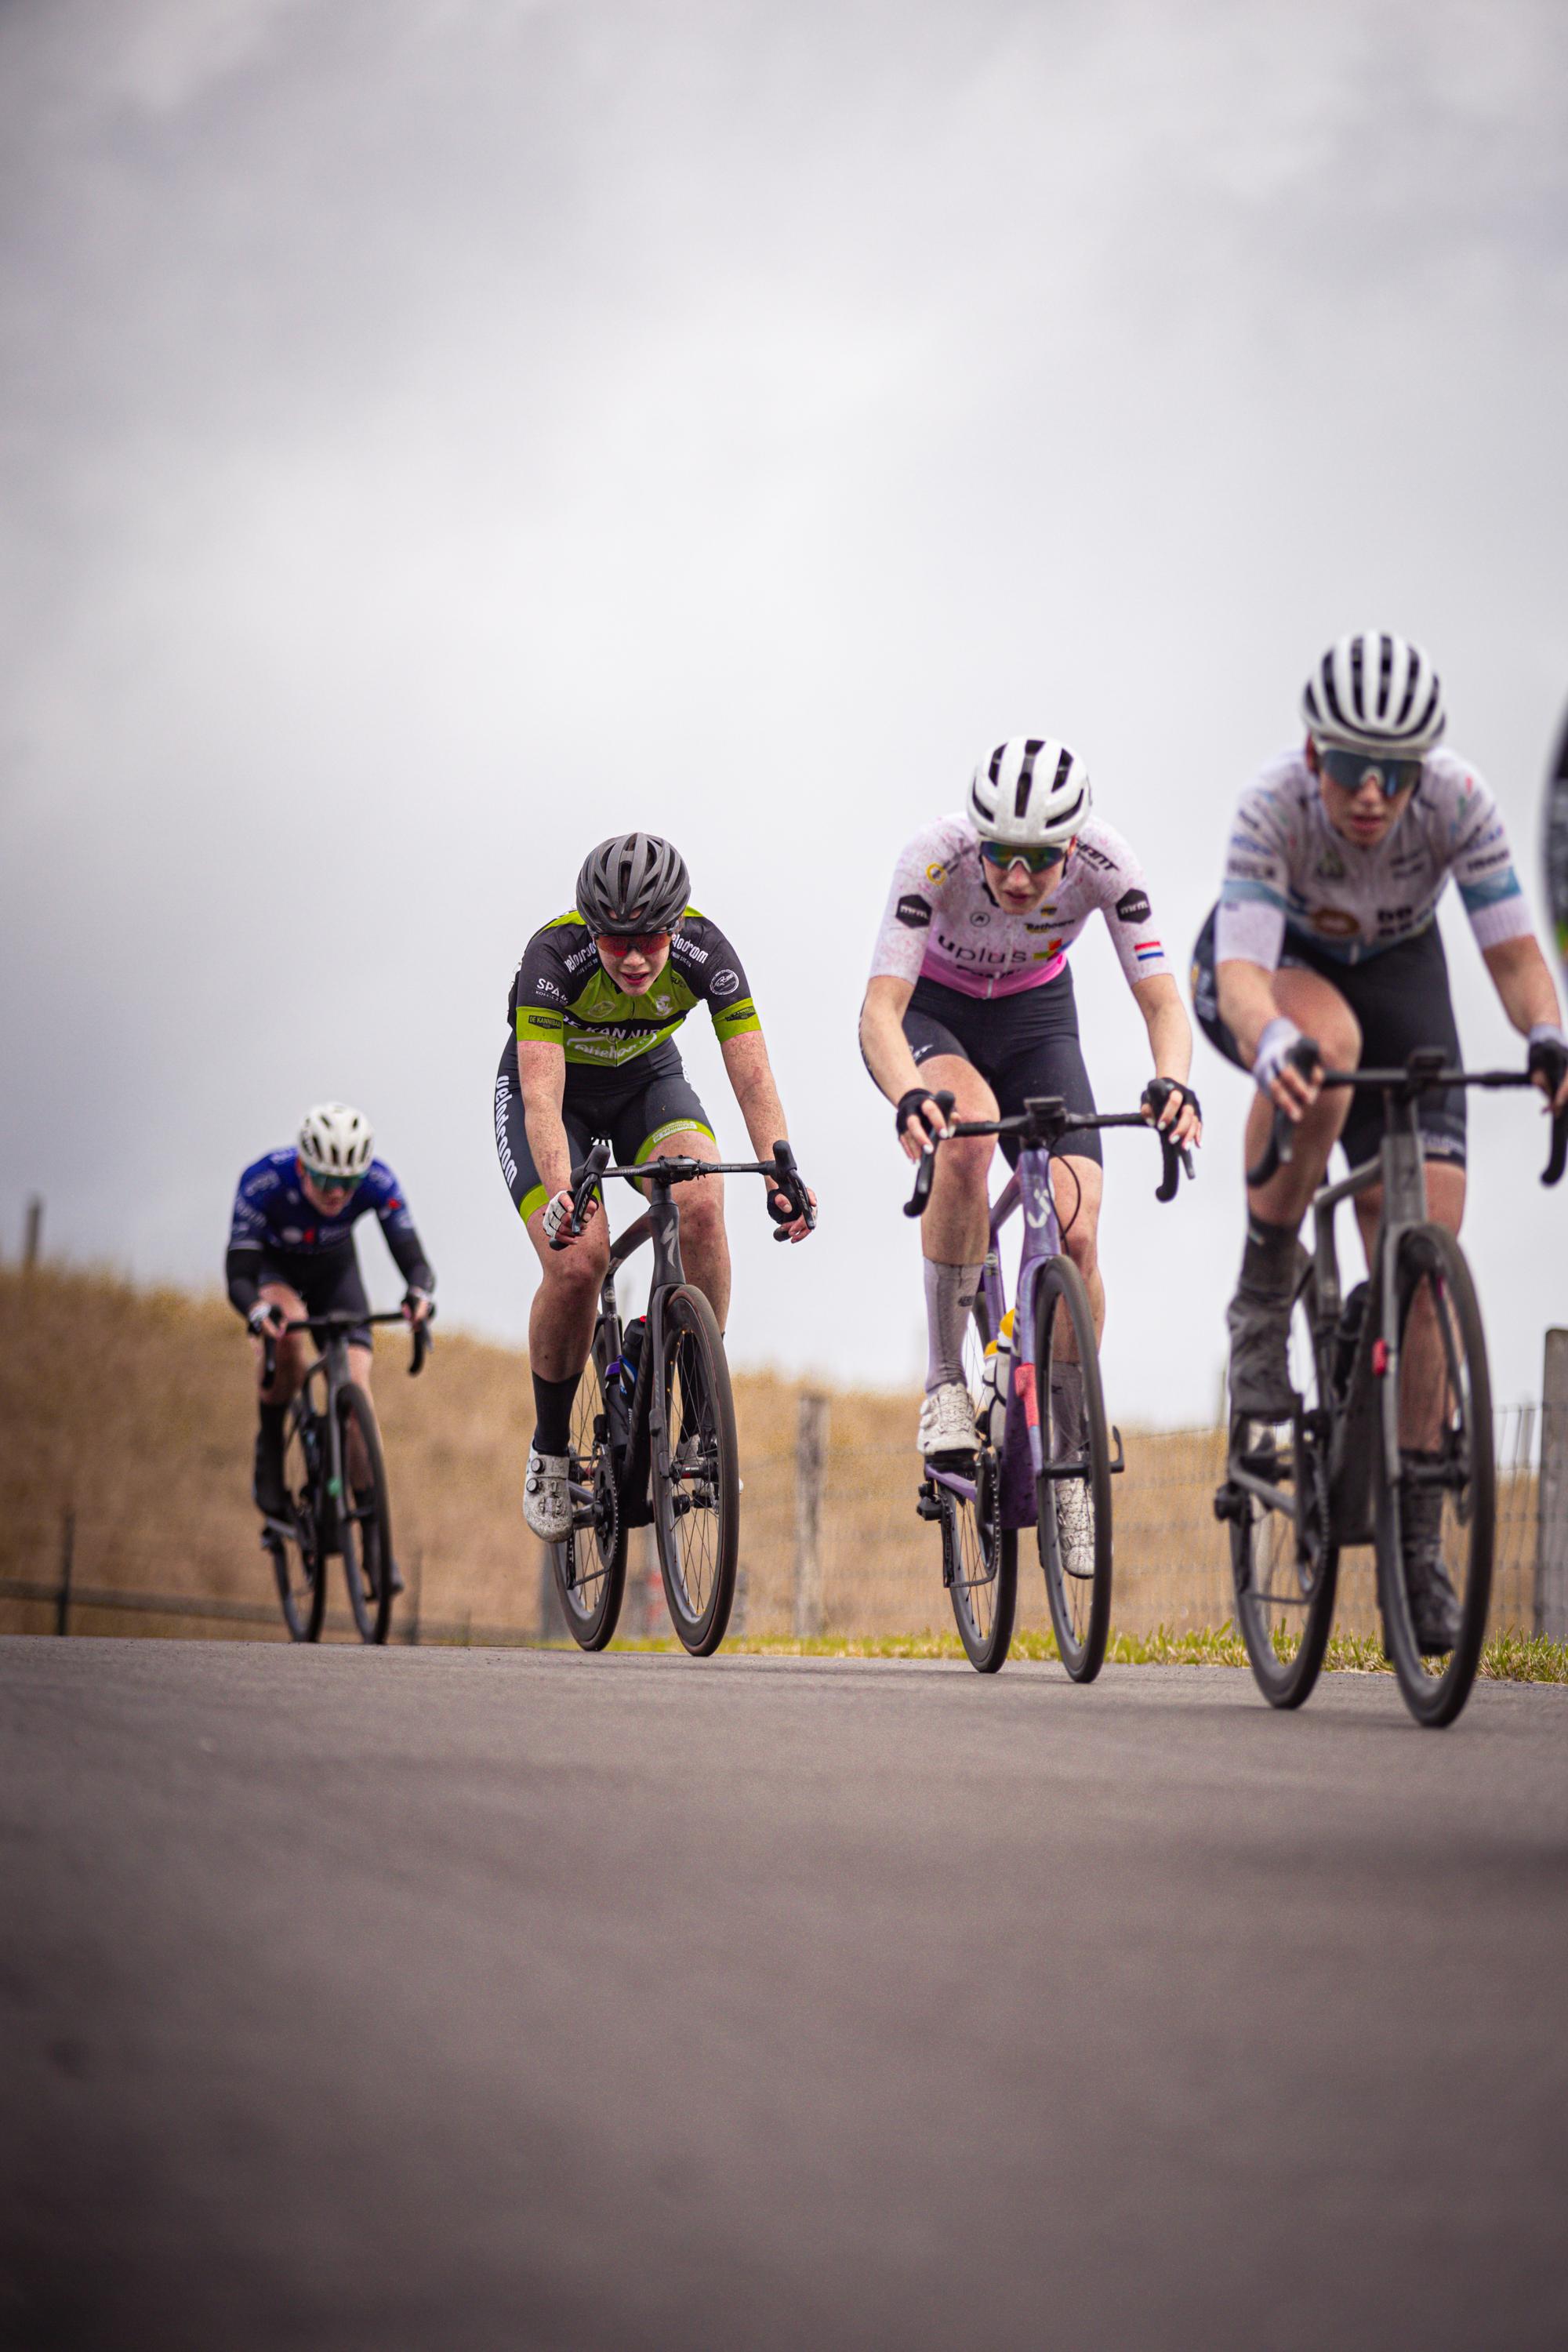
2, 0, 1566, 1421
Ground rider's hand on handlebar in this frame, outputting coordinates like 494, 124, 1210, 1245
1527, 1024, 1568, 1114
247, 1301, 285, 1338
401, 1286, 435, 1327
1142, 1076, 1203, 1151
1254, 1017, 1321, 1120
542, 1187, 601, 1247
767, 1184, 818, 1243
895, 1087, 952, 1163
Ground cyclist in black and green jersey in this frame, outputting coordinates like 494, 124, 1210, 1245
495, 831, 816, 1541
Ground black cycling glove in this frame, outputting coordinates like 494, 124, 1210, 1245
1527, 1026, 1568, 1099
1142, 1077, 1201, 1127
895, 1087, 946, 1145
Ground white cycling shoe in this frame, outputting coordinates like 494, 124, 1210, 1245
1055, 1479, 1098, 1578
522, 1444, 572, 1541
917, 1381, 978, 1459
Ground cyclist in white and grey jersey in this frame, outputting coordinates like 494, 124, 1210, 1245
1196, 631, 1568, 1641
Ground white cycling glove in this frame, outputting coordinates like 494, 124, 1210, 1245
1252, 1016, 1305, 1098
247, 1301, 285, 1338
541, 1191, 572, 1243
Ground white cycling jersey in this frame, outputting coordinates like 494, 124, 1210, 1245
1214, 747, 1533, 970
869, 812, 1171, 1001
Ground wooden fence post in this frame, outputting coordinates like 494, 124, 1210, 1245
793, 1392, 829, 1639
24, 1197, 42, 1270
1537, 1330, 1568, 1640
56, 1508, 74, 1636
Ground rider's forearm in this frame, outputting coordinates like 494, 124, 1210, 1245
859, 981, 923, 1103
227, 1247, 262, 1319
720, 1030, 791, 1159
1132, 975, 1193, 1082
1483, 935, 1563, 1036
1214, 959, 1287, 1068
517, 1042, 574, 1199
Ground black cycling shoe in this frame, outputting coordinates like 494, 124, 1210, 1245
252, 1426, 288, 1522
1225, 1284, 1298, 1420
1401, 1480, 1462, 1655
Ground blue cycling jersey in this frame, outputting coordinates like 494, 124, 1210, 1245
227, 1150, 423, 1261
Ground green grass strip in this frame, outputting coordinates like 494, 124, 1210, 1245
702, 1624, 1568, 1681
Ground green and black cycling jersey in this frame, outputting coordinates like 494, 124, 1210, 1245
510, 908, 760, 1069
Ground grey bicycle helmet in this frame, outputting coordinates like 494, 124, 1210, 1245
1301, 631, 1446, 757
575, 833, 691, 935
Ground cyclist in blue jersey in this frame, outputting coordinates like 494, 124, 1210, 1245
227, 1103, 436, 1524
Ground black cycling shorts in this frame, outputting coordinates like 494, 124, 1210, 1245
255, 1242, 374, 1351
1191, 905, 1465, 1169
494, 1036, 716, 1224
897, 965, 1102, 1167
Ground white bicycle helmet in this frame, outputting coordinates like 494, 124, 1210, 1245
1301, 631, 1445, 757
298, 1102, 374, 1182
967, 739, 1091, 851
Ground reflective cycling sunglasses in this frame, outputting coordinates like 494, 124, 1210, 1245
303, 1169, 362, 1196
1316, 744, 1425, 799
979, 838, 1069, 874
597, 931, 670, 956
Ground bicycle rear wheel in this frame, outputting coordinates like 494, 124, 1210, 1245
654, 1287, 740, 1656
1228, 1260, 1338, 1708
1033, 1257, 1112, 1682
1374, 1223, 1494, 1729
941, 1450, 1017, 1671
549, 1351, 626, 1651
271, 1406, 326, 1641
337, 1384, 394, 1645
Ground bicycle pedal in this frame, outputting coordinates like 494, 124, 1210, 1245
915, 1479, 944, 1523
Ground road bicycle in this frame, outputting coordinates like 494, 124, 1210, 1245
1215, 1045, 1566, 1727
906, 1091, 1192, 1676
545, 1139, 815, 1657
259, 1308, 431, 1644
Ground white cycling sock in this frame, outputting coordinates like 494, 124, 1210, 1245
924, 1259, 983, 1393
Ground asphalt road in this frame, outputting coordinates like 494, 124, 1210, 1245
3, 1639, 1566, 2352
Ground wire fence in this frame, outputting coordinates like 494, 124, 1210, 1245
0, 1403, 1552, 1648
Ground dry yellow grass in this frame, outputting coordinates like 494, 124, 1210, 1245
0, 1265, 1541, 1646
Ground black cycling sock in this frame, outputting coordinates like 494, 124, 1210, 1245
1239, 1214, 1299, 1299
258, 1401, 286, 1446
532, 1371, 581, 1455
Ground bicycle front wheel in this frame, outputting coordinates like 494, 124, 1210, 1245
337, 1383, 395, 1646
654, 1287, 740, 1656
1033, 1258, 1112, 1682
272, 1406, 326, 1641
1374, 1223, 1494, 1729
548, 1352, 626, 1651
1229, 1260, 1338, 1709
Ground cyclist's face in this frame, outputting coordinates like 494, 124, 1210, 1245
596, 930, 672, 993
1308, 736, 1417, 848
298, 1163, 361, 1214
980, 842, 1070, 913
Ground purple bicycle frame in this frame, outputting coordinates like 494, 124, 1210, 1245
926, 1142, 1063, 1534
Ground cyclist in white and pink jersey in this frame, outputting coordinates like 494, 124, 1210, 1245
861, 738, 1201, 1461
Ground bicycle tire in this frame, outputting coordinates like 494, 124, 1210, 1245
1374, 1223, 1494, 1729
1229, 1259, 1338, 1709
548, 1349, 626, 1651
272, 1406, 327, 1641
941, 1450, 1018, 1671
337, 1383, 395, 1646
1033, 1257, 1112, 1682
653, 1286, 740, 1657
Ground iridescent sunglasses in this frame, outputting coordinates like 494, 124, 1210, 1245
1317, 744, 1425, 799
979, 839, 1069, 875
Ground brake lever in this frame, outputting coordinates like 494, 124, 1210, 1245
263, 1331, 277, 1387
901, 1090, 956, 1220
549, 1142, 611, 1251
410, 1314, 433, 1375
1244, 1039, 1319, 1189
1545, 1103, 1568, 1188
768, 1139, 816, 1240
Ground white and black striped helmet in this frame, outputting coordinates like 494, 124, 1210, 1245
1301, 631, 1445, 757
575, 833, 690, 935
967, 739, 1091, 850
298, 1102, 373, 1181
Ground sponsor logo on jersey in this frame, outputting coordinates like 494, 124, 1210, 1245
925, 862, 946, 885
282, 1227, 303, 1245
654, 994, 672, 1012
935, 929, 1031, 969
534, 978, 563, 1000
895, 894, 932, 929
525, 1012, 559, 1029
1025, 919, 1054, 932
1134, 940, 1163, 966
673, 938, 709, 964
247, 1169, 281, 1196
1073, 841, 1112, 870
564, 945, 597, 972
1308, 906, 1361, 939
1115, 887, 1152, 926
968, 909, 989, 927
710, 968, 741, 997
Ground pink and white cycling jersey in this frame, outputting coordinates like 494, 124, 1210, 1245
869, 812, 1171, 1001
